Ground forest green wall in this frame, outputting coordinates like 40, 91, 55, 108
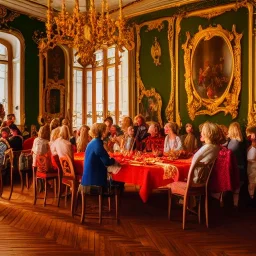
4, 13, 45, 129
132, 0, 250, 133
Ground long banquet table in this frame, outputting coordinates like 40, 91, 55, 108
73, 152, 191, 203
73, 146, 241, 203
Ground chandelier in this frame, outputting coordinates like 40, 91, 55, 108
38, 0, 135, 66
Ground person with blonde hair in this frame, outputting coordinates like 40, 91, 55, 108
163, 122, 182, 155
76, 125, 90, 153
51, 125, 73, 160
120, 116, 133, 134
31, 124, 51, 167
190, 122, 222, 183
49, 118, 60, 132
226, 122, 245, 206
81, 123, 117, 187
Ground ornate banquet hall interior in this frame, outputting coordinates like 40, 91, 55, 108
0, 0, 256, 255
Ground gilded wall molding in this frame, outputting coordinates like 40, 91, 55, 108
135, 17, 175, 126
175, 2, 253, 125
182, 24, 242, 120
0, 5, 20, 27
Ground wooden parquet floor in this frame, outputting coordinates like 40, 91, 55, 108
0, 182, 256, 256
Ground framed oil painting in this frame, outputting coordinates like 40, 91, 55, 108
139, 88, 163, 127
182, 25, 242, 120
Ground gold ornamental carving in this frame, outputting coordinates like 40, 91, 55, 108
136, 17, 175, 125
0, 5, 20, 26
182, 24, 242, 120
151, 37, 161, 66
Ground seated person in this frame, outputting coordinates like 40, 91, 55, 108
144, 122, 164, 155
51, 125, 73, 160
120, 126, 135, 152
9, 123, 23, 151
190, 122, 222, 183
23, 130, 38, 150
181, 123, 198, 153
81, 123, 118, 187
133, 114, 149, 151
0, 131, 10, 166
31, 124, 51, 167
106, 125, 122, 152
163, 122, 182, 155
76, 125, 90, 153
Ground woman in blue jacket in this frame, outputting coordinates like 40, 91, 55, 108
81, 123, 116, 187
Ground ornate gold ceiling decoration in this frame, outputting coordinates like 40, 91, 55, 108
0, 5, 20, 27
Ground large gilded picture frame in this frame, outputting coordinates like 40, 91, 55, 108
182, 24, 242, 120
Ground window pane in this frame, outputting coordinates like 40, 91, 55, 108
107, 67, 115, 124
73, 69, 83, 129
119, 49, 129, 117
0, 44, 7, 61
96, 70, 103, 122
107, 47, 115, 59
87, 70, 93, 126
0, 63, 8, 113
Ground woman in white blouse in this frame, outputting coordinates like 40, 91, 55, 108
51, 125, 73, 160
163, 122, 182, 155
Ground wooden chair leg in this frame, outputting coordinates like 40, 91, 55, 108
43, 179, 47, 207
19, 171, 24, 192
0, 172, 3, 197
33, 170, 37, 205
8, 166, 13, 200
80, 192, 85, 224
71, 183, 76, 217
182, 195, 188, 230
57, 179, 62, 207
198, 196, 201, 224
115, 189, 120, 224
108, 197, 111, 212
65, 186, 68, 207
53, 179, 57, 201
99, 193, 102, 224
26, 172, 29, 189
205, 192, 209, 228
168, 189, 172, 220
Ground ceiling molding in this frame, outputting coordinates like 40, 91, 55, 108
0, 0, 47, 20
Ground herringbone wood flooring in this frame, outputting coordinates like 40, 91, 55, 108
0, 181, 256, 256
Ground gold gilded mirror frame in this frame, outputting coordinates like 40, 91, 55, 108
182, 24, 242, 120
135, 17, 175, 127
175, 1, 253, 126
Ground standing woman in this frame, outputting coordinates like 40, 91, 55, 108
81, 123, 117, 187
163, 122, 182, 155
227, 122, 246, 206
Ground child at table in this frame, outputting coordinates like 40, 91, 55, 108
246, 126, 256, 199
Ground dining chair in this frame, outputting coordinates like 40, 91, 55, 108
18, 149, 33, 192
79, 174, 121, 225
0, 148, 14, 200
33, 153, 59, 207
59, 155, 78, 217
167, 159, 216, 229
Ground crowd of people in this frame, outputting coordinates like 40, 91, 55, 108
0, 109, 256, 205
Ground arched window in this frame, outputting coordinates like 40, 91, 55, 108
72, 46, 129, 129
0, 31, 24, 126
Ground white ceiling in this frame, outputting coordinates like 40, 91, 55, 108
0, 0, 200, 20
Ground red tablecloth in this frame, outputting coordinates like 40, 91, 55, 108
74, 147, 241, 202
73, 152, 191, 203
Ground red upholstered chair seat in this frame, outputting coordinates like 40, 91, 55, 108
168, 182, 187, 195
